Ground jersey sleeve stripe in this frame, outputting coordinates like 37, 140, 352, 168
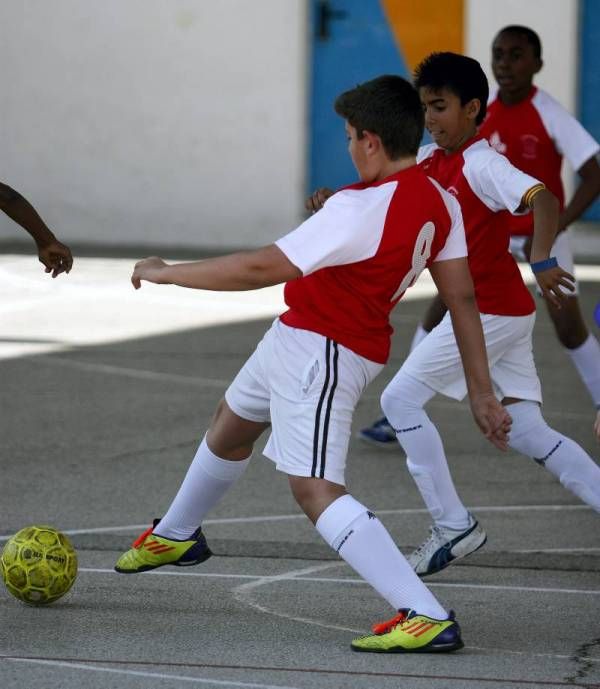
522, 183, 546, 207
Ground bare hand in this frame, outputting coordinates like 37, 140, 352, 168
305, 187, 335, 214
470, 393, 512, 451
534, 266, 575, 309
131, 256, 169, 289
38, 239, 73, 278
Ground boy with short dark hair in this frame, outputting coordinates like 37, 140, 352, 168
114, 74, 510, 653
360, 26, 600, 444
372, 52, 600, 581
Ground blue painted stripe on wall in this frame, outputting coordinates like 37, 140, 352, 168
309, 0, 408, 192
580, 0, 600, 220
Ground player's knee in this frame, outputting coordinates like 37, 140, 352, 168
507, 401, 560, 460
380, 387, 400, 425
381, 378, 419, 426
288, 475, 346, 523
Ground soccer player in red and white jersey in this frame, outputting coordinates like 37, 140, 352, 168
361, 27, 600, 445
112, 76, 511, 653
364, 53, 600, 582
482, 25, 600, 440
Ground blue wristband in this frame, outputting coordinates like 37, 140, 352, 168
530, 257, 558, 274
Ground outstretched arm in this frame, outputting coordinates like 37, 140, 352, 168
0, 182, 73, 277
131, 244, 302, 291
429, 257, 511, 450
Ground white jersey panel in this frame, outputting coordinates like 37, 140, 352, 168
275, 182, 397, 276
417, 143, 439, 164
532, 89, 600, 172
426, 179, 468, 262
462, 140, 541, 214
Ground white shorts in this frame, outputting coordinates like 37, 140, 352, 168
225, 319, 383, 485
510, 229, 578, 295
398, 311, 542, 403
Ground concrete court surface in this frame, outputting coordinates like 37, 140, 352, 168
0, 254, 599, 689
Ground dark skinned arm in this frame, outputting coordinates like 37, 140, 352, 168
558, 155, 600, 232
0, 182, 73, 277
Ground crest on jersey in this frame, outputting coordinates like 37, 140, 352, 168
520, 134, 539, 159
488, 131, 506, 154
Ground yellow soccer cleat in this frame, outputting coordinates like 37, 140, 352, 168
115, 520, 212, 574
351, 609, 463, 653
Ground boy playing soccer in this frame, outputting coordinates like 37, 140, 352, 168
482, 25, 600, 439
114, 75, 511, 653
369, 53, 600, 579
360, 25, 600, 445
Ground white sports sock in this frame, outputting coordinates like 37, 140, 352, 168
381, 372, 471, 530
508, 401, 600, 512
316, 495, 447, 619
566, 334, 600, 407
156, 436, 251, 539
409, 324, 429, 353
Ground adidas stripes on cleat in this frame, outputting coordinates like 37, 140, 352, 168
114, 519, 212, 574
351, 609, 463, 653
408, 516, 487, 577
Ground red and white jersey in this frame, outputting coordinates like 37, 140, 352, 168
418, 136, 538, 317
480, 86, 600, 236
275, 165, 467, 364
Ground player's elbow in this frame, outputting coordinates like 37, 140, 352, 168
443, 286, 477, 311
243, 246, 301, 288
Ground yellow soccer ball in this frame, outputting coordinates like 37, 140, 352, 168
1, 525, 77, 605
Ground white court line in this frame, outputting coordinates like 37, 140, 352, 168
0, 504, 593, 542
73, 567, 600, 665
32, 356, 230, 388
511, 547, 600, 553
78, 567, 600, 597
26, 356, 598, 422
230, 563, 360, 633
3, 657, 300, 689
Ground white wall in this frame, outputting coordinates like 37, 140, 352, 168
466, 0, 579, 113
0, 1, 308, 250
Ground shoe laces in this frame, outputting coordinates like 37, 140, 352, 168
371, 610, 408, 635
132, 525, 154, 549
412, 525, 446, 557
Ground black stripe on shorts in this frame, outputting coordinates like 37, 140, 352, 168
312, 338, 339, 478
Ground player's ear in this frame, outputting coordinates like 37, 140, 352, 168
363, 130, 382, 155
465, 98, 481, 122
